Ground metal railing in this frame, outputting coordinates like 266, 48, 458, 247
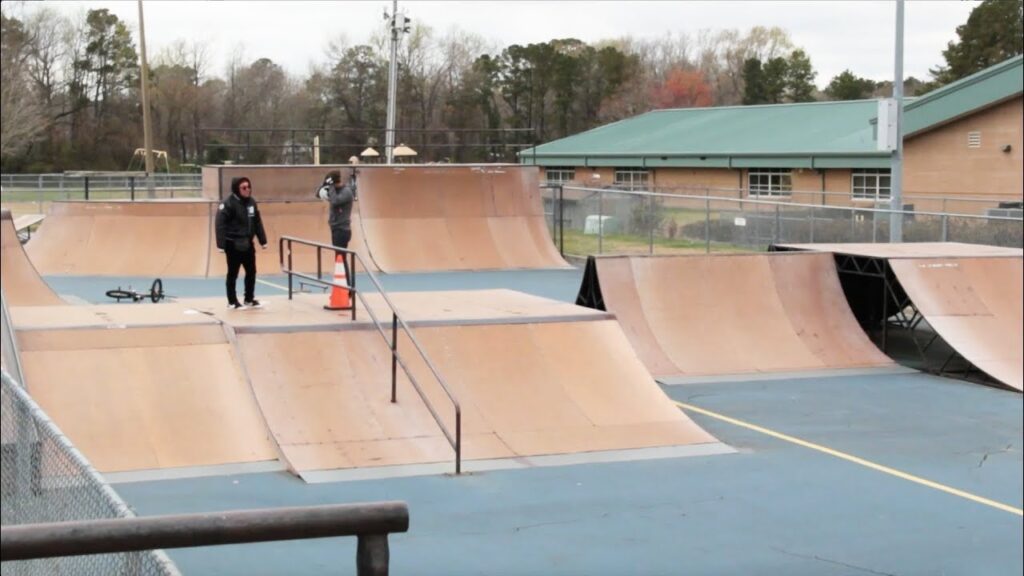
1, 370, 179, 576
542, 186, 1024, 256
279, 236, 463, 474
1, 502, 409, 576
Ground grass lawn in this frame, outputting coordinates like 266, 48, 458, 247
557, 228, 749, 257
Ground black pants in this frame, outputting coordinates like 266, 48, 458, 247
331, 228, 352, 251
225, 244, 256, 304
331, 228, 352, 278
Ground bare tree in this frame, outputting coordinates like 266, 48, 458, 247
1, 9, 48, 159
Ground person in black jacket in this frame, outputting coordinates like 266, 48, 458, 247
215, 176, 268, 309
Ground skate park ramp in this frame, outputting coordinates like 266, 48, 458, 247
356, 165, 570, 272
772, 242, 1024, 259
235, 312, 720, 478
26, 200, 213, 276
14, 315, 279, 473
23, 200, 375, 277
576, 253, 894, 379
888, 257, 1023, 391
1, 210, 64, 306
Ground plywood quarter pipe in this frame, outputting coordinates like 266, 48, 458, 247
577, 253, 893, 378
17, 323, 279, 472
23, 199, 374, 278
237, 320, 717, 475
888, 257, 1023, 391
1, 210, 64, 306
26, 201, 214, 277
357, 165, 569, 272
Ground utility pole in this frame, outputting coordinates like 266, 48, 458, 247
890, 0, 905, 242
384, 0, 410, 164
138, 0, 156, 197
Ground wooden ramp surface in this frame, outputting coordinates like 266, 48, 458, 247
357, 165, 569, 272
889, 257, 1023, 391
238, 320, 716, 475
579, 253, 893, 378
1, 210, 64, 306
17, 323, 279, 472
24, 200, 375, 277
775, 242, 1024, 259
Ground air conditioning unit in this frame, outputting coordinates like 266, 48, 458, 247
986, 207, 1024, 218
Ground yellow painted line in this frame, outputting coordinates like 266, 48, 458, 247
256, 278, 289, 292
675, 400, 1023, 517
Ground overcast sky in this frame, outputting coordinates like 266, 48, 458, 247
37, 0, 981, 86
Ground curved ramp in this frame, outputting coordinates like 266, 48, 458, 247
17, 323, 279, 472
1, 210, 63, 305
889, 257, 1023, 391
27, 201, 213, 277
577, 253, 893, 378
24, 200, 375, 277
357, 165, 569, 272
237, 320, 717, 475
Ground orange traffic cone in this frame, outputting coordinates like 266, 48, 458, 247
324, 253, 351, 310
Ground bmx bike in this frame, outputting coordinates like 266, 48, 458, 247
105, 278, 166, 303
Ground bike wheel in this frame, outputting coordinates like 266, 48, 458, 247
150, 278, 164, 303
105, 289, 134, 302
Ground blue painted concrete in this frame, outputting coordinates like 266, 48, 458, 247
116, 372, 1023, 576
44, 269, 585, 305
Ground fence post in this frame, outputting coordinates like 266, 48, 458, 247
704, 196, 711, 254
809, 205, 815, 243
84, 177, 90, 201
773, 202, 781, 244
597, 189, 603, 255
648, 194, 654, 255
941, 214, 948, 241
130, 176, 136, 201
558, 185, 564, 256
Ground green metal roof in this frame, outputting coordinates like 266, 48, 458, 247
521, 56, 1022, 169
903, 55, 1023, 136
524, 100, 881, 158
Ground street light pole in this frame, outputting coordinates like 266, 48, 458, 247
890, 0, 905, 242
137, 0, 156, 197
385, 0, 399, 165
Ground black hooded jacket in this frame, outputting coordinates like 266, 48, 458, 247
215, 177, 268, 251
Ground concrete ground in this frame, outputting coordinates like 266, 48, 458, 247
44, 269, 1024, 575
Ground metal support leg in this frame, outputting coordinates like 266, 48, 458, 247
881, 265, 889, 352
356, 534, 390, 576
391, 314, 398, 403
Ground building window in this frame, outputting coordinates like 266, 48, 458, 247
613, 168, 649, 190
748, 169, 792, 197
544, 167, 575, 184
851, 169, 891, 201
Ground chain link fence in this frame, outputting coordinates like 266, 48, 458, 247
543, 186, 1024, 257
1, 371, 179, 576
0, 174, 203, 212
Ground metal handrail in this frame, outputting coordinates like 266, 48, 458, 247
278, 236, 463, 474
1, 502, 409, 576
561, 186, 1024, 222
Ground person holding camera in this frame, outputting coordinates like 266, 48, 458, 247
317, 168, 357, 252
